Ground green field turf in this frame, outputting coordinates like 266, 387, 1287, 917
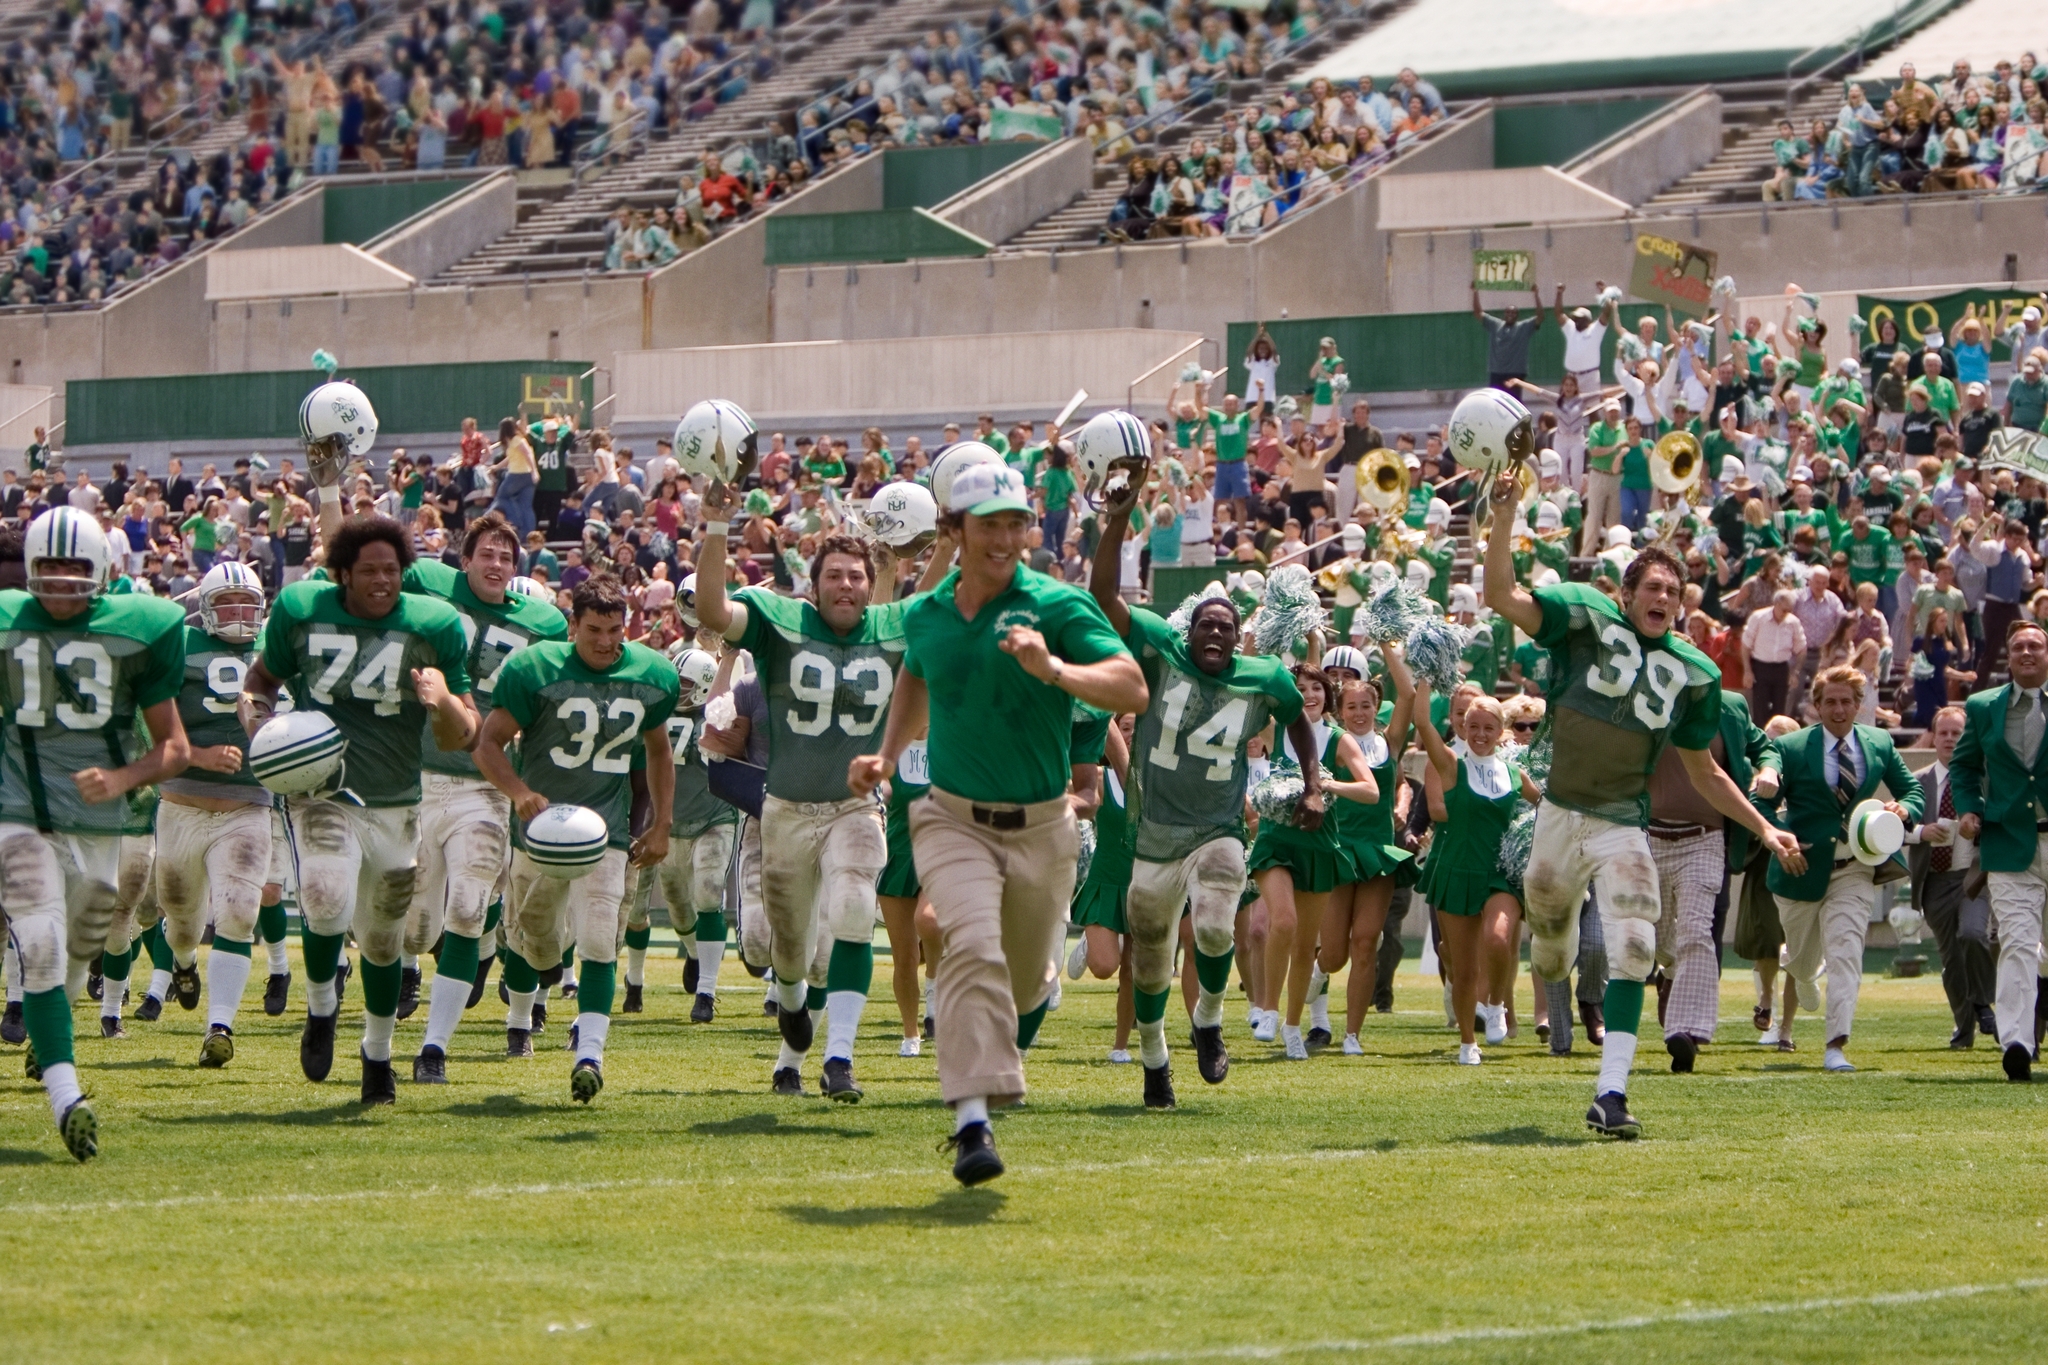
4, 947, 2047, 1364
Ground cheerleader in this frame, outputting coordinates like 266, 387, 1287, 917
1414, 687, 1540, 1065
1247, 665, 1380, 1059
1067, 715, 1138, 1063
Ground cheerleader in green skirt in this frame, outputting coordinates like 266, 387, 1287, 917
1314, 646, 1422, 1055
1414, 685, 1539, 1065
1249, 664, 1383, 1060
877, 729, 940, 1056
1068, 715, 1137, 1062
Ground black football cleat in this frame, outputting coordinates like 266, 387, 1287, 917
497, 977, 510, 1007
531, 999, 548, 1034
763, 995, 779, 1018
506, 1028, 534, 1058
334, 958, 352, 1009
944, 1121, 1004, 1186
1143, 1062, 1177, 1109
468, 956, 494, 1009
777, 999, 814, 1052
134, 994, 164, 1023
0, 1000, 24, 1045
359, 1049, 397, 1107
413, 1045, 447, 1084
1585, 1091, 1641, 1139
24, 1038, 41, 1080
301, 1012, 338, 1081
87, 962, 103, 1000
1191, 1025, 1229, 1084
691, 993, 715, 1024
683, 956, 700, 994
395, 967, 421, 1020
771, 1066, 805, 1096
199, 1025, 234, 1068
822, 1057, 863, 1103
621, 982, 644, 1014
1667, 1035, 1697, 1074
100, 1016, 126, 1040
571, 1058, 603, 1104
1305, 1027, 1332, 1050
171, 962, 201, 1011
263, 971, 291, 1017
59, 1098, 98, 1163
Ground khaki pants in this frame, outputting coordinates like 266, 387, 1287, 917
403, 772, 510, 954
286, 797, 420, 967
0, 824, 122, 994
760, 794, 886, 989
1581, 470, 1622, 556
506, 846, 630, 970
910, 788, 1078, 1105
284, 109, 314, 167
1776, 861, 1876, 1043
1525, 800, 1661, 984
1986, 845, 2048, 1050
1128, 837, 1245, 995
156, 800, 271, 948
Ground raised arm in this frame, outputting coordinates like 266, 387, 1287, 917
1410, 680, 1454, 781
1089, 476, 1141, 638
692, 479, 747, 638
1482, 472, 1544, 637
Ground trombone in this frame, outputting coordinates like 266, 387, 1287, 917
1651, 430, 1704, 497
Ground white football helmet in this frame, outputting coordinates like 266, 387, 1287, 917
673, 399, 759, 486
670, 645, 719, 710
678, 572, 699, 628
1320, 645, 1369, 678
196, 561, 268, 643
249, 711, 348, 795
298, 380, 379, 485
525, 804, 609, 880
1075, 410, 1152, 504
864, 481, 938, 553
506, 575, 551, 602
928, 441, 1007, 513
24, 507, 112, 603
1446, 388, 1534, 476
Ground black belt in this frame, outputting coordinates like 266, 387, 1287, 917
972, 805, 1027, 832
1834, 857, 1856, 869
1648, 823, 1711, 841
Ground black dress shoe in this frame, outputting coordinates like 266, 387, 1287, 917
2004, 1043, 2033, 1083
1143, 1062, 1176, 1109
621, 982, 644, 1014
359, 1049, 397, 1106
944, 1121, 1004, 1186
1190, 1025, 1229, 1084
301, 1012, 338, 1082
1667, 1034, 1697, 1073
1979, 1007, 1998, 1039
1580, 1000, 1606, 1044
1950, 1028, 1977, 1051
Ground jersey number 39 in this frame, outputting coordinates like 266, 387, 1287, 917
1584, 621, 1686, 730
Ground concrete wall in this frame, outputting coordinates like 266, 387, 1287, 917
772, 155, 886, 216
0, 383, 54, 471
369, 170, 518, 283
1565, 87, 1725, 207
937, 137, 1094, 247
207, 244, 414, 300
1377, 166, 1629, 230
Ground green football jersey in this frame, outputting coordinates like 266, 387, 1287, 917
733, 589, 909, 804
403, 559, 568, 779
1529, 583, 1721, 828
495, 640, 680, 851
162, 626, 297, 800
663, 708, 739, 838
1125, 609, 1303, 863
0, 590, 186, 836
257, 580, 473, 808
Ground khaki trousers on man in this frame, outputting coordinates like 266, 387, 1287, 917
1986, 843, 2048, 1051
910, 788, 1077, 1107
1776, 861, 1877, 1043
1581, 470, 1622, 556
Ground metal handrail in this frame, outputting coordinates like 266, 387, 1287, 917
1127, 337, 1207, 411
574, 102, 653, 183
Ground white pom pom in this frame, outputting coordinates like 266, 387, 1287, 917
1252, 565, 1326, 655
1249, 770, 1306, 823
703, 693, 737, 732
1404, 615, 1470, 694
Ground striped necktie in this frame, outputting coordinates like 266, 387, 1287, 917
1835, 737, 1859, 818
1931, 771, 1955, 872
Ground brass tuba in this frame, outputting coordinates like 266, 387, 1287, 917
1355, 448, 1409, 515
1651, 430, 1704, 496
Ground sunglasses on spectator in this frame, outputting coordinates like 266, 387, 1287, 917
1511, 721, 1539, 733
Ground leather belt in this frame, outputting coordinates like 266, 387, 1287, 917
1648, 823, 1711, 841
973, 805, 1027, 831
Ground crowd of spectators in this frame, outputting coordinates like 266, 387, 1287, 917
1765, 57, 2048, 200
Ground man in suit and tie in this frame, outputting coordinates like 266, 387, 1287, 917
1764, 665, 1924, 1073
1948, 619, 2048, 1081
1905, 705, 1997, 1049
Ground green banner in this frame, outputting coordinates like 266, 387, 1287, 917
1627, 231, 1717, 318
988, 106, 1063, 142
1472, 249, 1532, 292
1857, 288, 2048, 360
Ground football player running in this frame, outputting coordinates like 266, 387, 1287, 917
0, 507, 191, 1160
643, 643, 735, 1022
155, 561, 287, 1067
241, 515, 477, 1105
1480, 456, 1801, 1138
395, 511, 568, 1085
473, 574, 678, 1102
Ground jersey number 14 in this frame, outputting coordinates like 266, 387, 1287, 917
1148, 680, 1248, 781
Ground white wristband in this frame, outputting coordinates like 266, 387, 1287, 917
704, 521, 729, 536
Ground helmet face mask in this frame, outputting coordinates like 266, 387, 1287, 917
25, 508, 111, 607
299, 381, 379, 485
197, 562, 270, 643
1447, 389, 1535, 478
863, 481, 938, 553
1074, 411, 1152, 507
669, 645, 719, 709
674, 400, 759, 487
678, 572, 700, 628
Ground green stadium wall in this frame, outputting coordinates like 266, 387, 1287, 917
1493, 96, 1673, 169
764, 208, 991, 267
881, 143, 1039, 209
323, 178, 474, 246
67, 361, 591, 447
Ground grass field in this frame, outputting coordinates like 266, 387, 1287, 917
4, 945, 2047, 1364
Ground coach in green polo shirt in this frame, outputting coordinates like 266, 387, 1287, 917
849, 460, 1146, 1187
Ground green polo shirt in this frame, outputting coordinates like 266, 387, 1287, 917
903, 565, 1129, 804
1586, 421, 1623, 474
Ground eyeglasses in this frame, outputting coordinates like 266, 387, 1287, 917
1511, 721, 1539, 733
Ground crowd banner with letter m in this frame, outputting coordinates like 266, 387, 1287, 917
1628, 233, 1717, 318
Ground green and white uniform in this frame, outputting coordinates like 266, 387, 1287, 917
1248, 725, 1354, 894
878, 739, 930, 900
257, 579, 472, 1055
1420, 753, 1522, 917
400, 558, 567, 1060
0, 589, 183, 1128
493, 639, 679, 1078
1072, 764, 1132, 934
1331, 727, 1408, 883
730, 588, 905, 1068
642, 702, 740, 1000
1122, 609, 1303, 1059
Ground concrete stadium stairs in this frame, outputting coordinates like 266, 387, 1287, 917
1641, 80, 1847, 208
433, 0, 996, 282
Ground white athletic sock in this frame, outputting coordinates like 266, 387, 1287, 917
825, 990, 863, 1061
1138, 1016, 1168, 1068
1192, 987, 1225, 1030
776, 975, 807, 1012
695, 936, 724, 996
954, 1096, 989, 1131
306, 976, 338, 1016
43, 1062, 82, 1123
267, 937, 291, 974
625, 946, 646, 987
507, 989, 536, 1031
775, 1041, 806, 1071
100, 975, 124, 1019
65, 957, 88, 1002
207, 949, 253, 1030
422, 973, 469, 1051
362, 1012, 395, 1063
1596, 1030, 1640, 1097
574, 1013, 610, 1063
173, 947, 197, 970
401, 954, 418, 972
148, 969, 174, 1003
1309, 989, 1331, 1034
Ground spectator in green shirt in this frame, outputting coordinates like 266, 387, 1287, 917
1918, 352, 1960, 421
1582, 399, 1626, 554
1618, 414, 1653, 531
974, 414, 1010, 457
1036, 445, 1078, 557
1763, 120, 1810, 201
2005, 353, 2048, 432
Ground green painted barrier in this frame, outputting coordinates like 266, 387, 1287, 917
67, 361, 591, 447
764, 208, 991, 266
1493, 95, 1672, 169
881, 143, 1039, 209
323, 178, 472, 245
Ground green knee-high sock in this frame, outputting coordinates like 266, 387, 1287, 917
257, 901, 288, 945
360, 960, 402, 1018
694, 909, 725, 946
1134, 986, 1171, 1024
825, 940, 874, 994
301, 926, 344, 984
561, 946, 575, 971
1194, 948, 1234, 993
577, 960, 617, 1016
1016, 999, 1050, 1050
805, 984, 827, 1012
101, 944, 133, 984
624, 926, 651, 952
501, 951, 540, 994
1604, 978, 1645, 1036
141, 921, 175, 972
436, 932, 480, 985
23, 988, 74, 1067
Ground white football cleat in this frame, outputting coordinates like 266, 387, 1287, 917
1342, 1033, 1364, 1056
1107, 1048, 1133, 1064
899, 1037, 922, 1057
1457, 1043, 1483, 1066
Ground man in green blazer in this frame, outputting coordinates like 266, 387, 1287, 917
1948, 618, 2048, 1082
1764, 665, 1923, 1073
